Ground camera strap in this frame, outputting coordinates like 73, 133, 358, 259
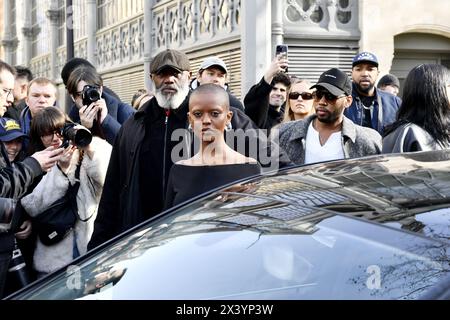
73, 151, 94, 223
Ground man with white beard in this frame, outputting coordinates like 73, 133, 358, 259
89, 49, 263, 249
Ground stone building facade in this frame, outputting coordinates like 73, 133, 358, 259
1, 0, 449, 110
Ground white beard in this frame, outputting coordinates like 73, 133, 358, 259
155, 82, 190, 110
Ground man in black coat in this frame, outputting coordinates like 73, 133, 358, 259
88, 50, 285, 250
244, 56, 291, 135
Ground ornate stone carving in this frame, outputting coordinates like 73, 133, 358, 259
46, 9, 62, 23
95, 15, 145, 70
285, 0, 358, 35
152, 0, 241, 51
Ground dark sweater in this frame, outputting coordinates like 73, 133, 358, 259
164, 163, 261, 208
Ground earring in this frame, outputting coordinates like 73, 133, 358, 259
188, 123, 193, 131
225, 122, 232, 131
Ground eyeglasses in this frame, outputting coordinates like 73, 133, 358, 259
1, 87, 13, 99
313, 90, 346, 102
41, 128, 63, 141
289, 92, 314, 100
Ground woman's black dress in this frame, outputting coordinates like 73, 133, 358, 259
164, 163, 261, 209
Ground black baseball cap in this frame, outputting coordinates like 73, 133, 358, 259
311, 68, 352, 96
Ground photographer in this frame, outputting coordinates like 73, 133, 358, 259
66, 66, 135, 145
20, 107, 111, 278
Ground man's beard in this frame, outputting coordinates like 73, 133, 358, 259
316, 105, 344, 124
155, 82, 190, 110
356, 82, 375, 95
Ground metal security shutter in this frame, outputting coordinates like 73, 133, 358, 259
101, 65, 145, 105
285, 40, 359, 82
186, 41, 242, 99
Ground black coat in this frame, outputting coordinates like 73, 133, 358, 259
244, 77, 284, 135
0, 144, 43, 253
88, 92, 286, 250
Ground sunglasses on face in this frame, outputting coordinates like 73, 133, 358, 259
288, 92, 314, 100
313, 90, 346, 102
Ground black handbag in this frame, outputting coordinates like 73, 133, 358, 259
33, 164, 81, 246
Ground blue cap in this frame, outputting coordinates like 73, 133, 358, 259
352, 52, 379, 68
0, 118, 27, 142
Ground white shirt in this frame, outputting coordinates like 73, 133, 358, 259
304, 122, 345, 165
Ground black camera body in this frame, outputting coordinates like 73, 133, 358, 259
82, 85, 101, 107
61, 123, 93, 148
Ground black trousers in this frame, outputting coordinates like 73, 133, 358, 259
0, 251, 12, 299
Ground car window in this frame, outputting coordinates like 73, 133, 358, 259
15, 198, 449, 300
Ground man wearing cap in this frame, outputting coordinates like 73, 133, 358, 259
344, 52, 401, 135
89, 49, 266, 250
244, 56, 291, 135
190, 56, 244, 111
377, 74, 400, 96
276, 68, 381, 165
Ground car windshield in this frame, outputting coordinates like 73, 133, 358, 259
12, 151, 450, 300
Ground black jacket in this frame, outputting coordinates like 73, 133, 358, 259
68, 92, 135, 145
0, 144, 43, 253
382, 122, 449, 153
88, 93, 286, 250
244, 77, 284, 135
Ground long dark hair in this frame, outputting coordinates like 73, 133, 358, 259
386, 64, 450, 144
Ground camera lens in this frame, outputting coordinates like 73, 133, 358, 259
88, 89, 100, 101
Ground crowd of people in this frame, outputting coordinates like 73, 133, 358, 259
0, 47, 449, 298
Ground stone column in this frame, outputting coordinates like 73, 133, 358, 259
144, 0, 155, 91
271, 0, 284, 52
2, 0, 18, 64
21, 0, 34, 65
86, 0, 97, 65
46, 0, 61, 81
240, 0, 272, 97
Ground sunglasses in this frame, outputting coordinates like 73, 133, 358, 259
313, 90, 346, 102
288, 92, 314, 100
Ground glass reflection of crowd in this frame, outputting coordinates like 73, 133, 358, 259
0, 47, 449, 298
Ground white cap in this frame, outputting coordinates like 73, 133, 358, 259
199, 56, 228, 74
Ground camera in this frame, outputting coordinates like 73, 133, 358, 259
82, 85, 101, 107
61, 123, 93, 148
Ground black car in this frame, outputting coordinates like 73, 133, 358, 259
9, 150, 450, 300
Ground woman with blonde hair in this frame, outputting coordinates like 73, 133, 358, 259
283, 78, 315, 122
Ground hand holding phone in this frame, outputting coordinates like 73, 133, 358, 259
276, 44, 289, 73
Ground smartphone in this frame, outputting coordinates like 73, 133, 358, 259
276, 44, 288, 73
